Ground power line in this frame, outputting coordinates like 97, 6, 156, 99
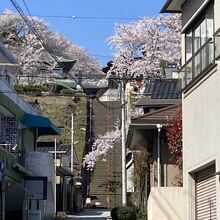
10, 0, 110, 85
72, 16, 139, 20
9, 0, 60, 65
0, 13, 140, 21
93, 54, 113, 58
22, 0, 42, 36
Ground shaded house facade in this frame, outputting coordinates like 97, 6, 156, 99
0, 42, 61, 219
126, 77, 183, 215
162, 0, 220, 219
127, 105, 181, 192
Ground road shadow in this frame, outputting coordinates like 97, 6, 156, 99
66, 208, 111, 219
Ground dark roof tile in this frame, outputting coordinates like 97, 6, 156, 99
143, 78, 182, 99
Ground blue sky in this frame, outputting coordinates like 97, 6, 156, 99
1, 0, 166, 67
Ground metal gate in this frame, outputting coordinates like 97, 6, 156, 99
196, 165, 216, 220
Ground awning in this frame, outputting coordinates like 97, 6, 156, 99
13, 163, 33, 176
24, 114, 61, 136
56, 166, 76, 177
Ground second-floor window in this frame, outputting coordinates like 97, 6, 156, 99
183, 2, 214, 85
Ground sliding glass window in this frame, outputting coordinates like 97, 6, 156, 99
183, 2, 214, 85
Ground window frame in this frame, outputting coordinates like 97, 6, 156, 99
182, 1, 215, 87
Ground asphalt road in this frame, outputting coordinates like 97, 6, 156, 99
66, 208, 111, 220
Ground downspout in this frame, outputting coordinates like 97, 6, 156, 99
156, 124, 162, 187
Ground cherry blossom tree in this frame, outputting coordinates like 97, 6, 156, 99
0, 10, 102, 84
46, 31, 102, 76
107, 14, 181, 78
83, 14, 181, 169
83, 122, 121, 170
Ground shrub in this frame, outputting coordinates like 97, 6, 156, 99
60, 88, 76, 95
136, 209, 148, 220
111, 207, 136, 220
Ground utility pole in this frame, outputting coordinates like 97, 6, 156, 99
54, 137, 57, 217
157, 124, 162, 187
71, 113, 74, 172
121, 80, 127, 206
87, 95, 93, 196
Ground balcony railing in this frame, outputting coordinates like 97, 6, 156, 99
214, 28, 220, 60
181, 38, 215, 86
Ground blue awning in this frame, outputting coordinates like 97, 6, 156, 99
24, 114, 61, 136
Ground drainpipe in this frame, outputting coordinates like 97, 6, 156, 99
71, 113, 74, 172
156, 124, 162, 187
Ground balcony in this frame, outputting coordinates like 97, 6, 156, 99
181, 38, 215, 87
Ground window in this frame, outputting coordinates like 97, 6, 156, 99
183, 2, 214, 86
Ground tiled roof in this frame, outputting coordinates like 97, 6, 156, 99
144, 78, 181, 99
131, 104, 181, 126
127, 104, 181, 150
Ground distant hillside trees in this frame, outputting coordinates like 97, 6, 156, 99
0, 10, 101, 84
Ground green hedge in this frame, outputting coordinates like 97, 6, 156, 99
14, 84, 47, 96
60, 88, 76, 95
111, 207, 136, 220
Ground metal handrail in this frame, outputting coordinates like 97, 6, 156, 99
214, 28, 220, 60
214, 27, 220, 36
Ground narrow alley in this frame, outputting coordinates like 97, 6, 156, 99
65, 209, 111, 220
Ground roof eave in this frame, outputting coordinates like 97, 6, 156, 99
160, 0, 183, 13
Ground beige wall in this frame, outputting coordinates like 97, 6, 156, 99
150, 162, 179, 187
215, 0, 220, 32
182, 1, 220, 219
183, 66, 220, 171
148, 187, 183, 220
183, 65, 220, 219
